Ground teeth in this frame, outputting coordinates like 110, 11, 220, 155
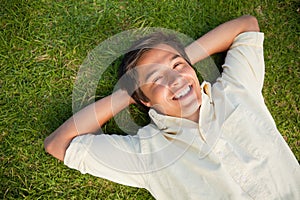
174, 86, 191, 99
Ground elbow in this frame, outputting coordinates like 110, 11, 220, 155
44, 136, 54, 156
232, 15, 260, 38
243, 15, 260, 32
44, 136, 65, 161
249, 15, 260, 32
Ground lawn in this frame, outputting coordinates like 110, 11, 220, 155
1, 0, 299, 199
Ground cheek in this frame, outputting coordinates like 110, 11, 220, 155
151, 85, 169, 102
140, 85, 166, 104
189, 70, 199, 81
180, 67, 198, 80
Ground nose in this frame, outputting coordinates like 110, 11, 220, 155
167, 69, 185, 88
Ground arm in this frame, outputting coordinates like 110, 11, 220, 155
185, 15, 260, 65
44, 89, 134, 161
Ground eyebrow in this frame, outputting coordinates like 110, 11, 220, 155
171, 54, 180, 61
144, 54, 181, 83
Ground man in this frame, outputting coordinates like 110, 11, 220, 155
44, 15, 300, 199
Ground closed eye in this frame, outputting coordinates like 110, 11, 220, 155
173, 62, 183, 69
153, 76, 163, 83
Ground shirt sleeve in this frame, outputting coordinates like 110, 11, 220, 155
64, 133, 148, 188
222, 32, 265, 93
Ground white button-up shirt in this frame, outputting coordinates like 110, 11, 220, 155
64, 32, 300, 199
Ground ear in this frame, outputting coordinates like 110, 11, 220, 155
140, 99, 152, 107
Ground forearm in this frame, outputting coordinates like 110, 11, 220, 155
44, 89, 132, 161
185, 15, 260, 65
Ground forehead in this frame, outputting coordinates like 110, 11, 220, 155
136, 44, 180, 66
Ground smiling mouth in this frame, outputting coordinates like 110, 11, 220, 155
172, 85, 192, 100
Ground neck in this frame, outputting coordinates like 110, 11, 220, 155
185, 107, 200, 123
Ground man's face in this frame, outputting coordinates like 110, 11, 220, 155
135, 44, 202, 122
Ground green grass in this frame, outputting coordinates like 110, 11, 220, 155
1, 0, 299, 199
